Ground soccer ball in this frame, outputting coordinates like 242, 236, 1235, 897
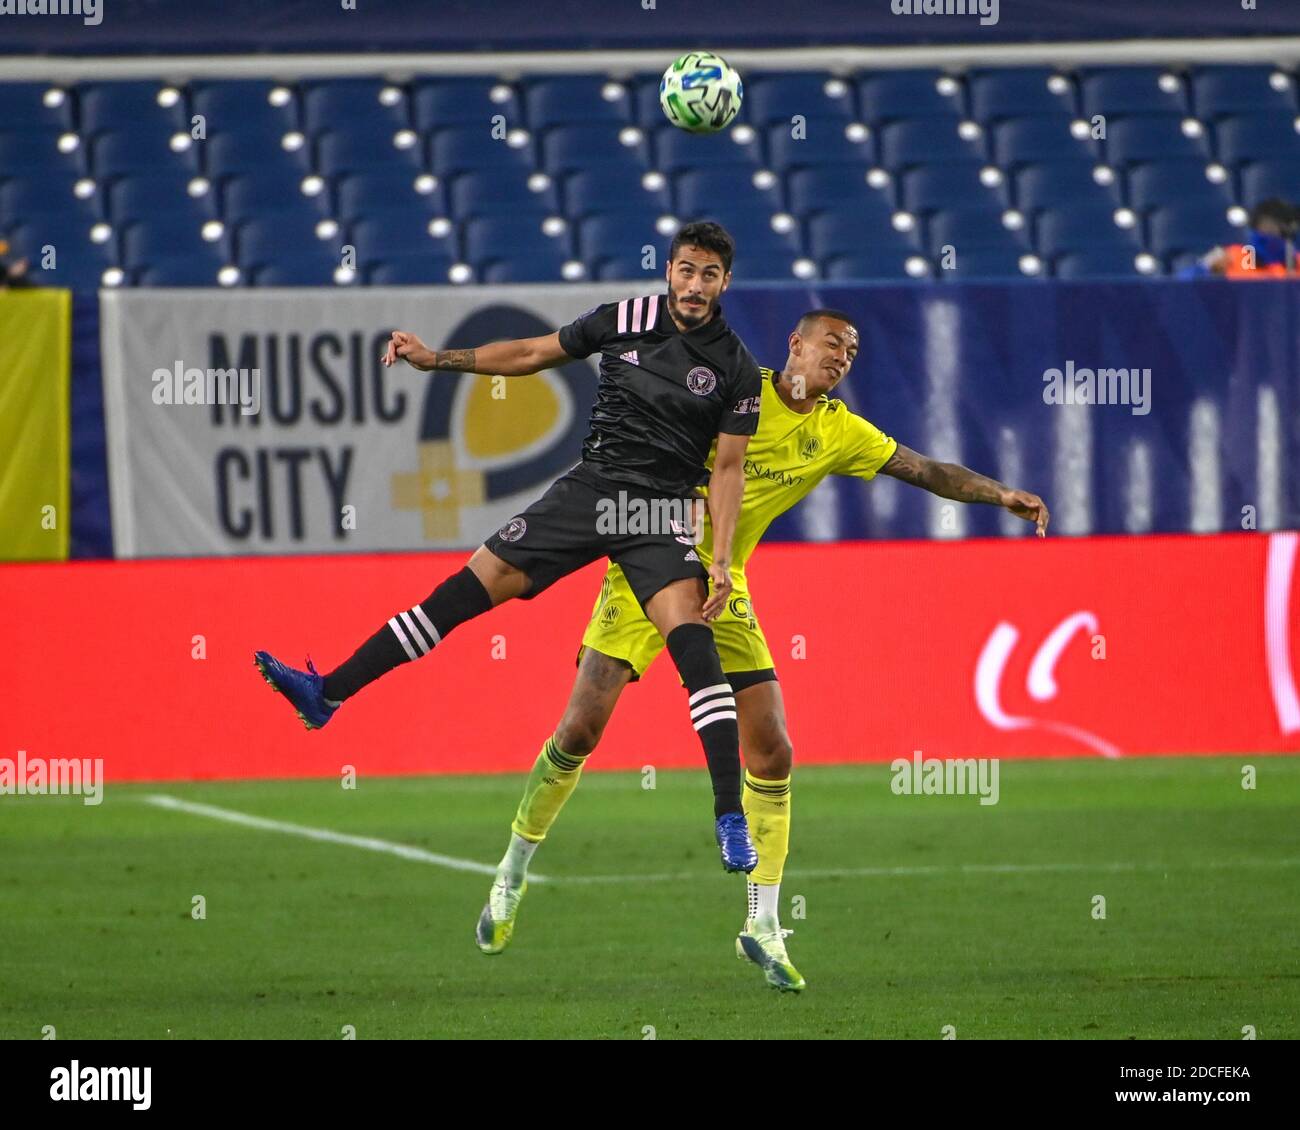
659, 51, 743, 134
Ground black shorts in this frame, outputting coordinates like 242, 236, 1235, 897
483, 462, 709, 608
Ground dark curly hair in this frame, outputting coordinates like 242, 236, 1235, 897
668, 221, 736, 273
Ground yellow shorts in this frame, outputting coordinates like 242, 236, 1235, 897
578, 563, 775, 679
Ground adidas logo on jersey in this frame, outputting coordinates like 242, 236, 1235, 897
620, 350, 639, 366
684, 549, 700, 562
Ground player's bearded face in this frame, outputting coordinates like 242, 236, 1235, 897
666, 250, 727, 328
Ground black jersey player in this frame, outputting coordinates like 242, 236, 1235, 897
254, 222, 764, 872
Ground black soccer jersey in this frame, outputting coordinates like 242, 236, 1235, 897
557, 292, 763, 496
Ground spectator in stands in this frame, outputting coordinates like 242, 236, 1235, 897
0, 239, 33, 288
1181, 198, 1300, 279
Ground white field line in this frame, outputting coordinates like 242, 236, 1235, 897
143, 794, 1300, 886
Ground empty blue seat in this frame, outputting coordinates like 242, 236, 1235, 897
825, 248, 925, 280
350, 212, 458, 262
6, 219, 118, 284
108, 172, 216, 222
1147, 203, 1243, 257
0, 131, 86, 175
766, 119, 874, 169
928, 208, 1026, 255
433, 125, 538, 175
675, 168, 783, 215
747, 73, 855, 125
992, 116, 1098, 165
303, 80, 409, 133
222, 171, 329, 221
1190, 66, 1297, 119
90, 129, 201, 178
1036, 205, 1141, 257
1240, 159, 1300, 207
1214, 113, 1300, 166
0, 83, 74, 133
368, 254, 457, 285
730, 249, 805, 279
595, 251, 661, 280
15, 246, 118, 289
880, 119, 985, 167
413, 79, 521, 131
687, 208, 799, 253
524, 76, 632, 128
632, 78, 667, 129
938, 247, 1036, 279
237, 211, 342, 266
449, 169, 559, 218
900, 164, 1008, 213
1054, 247, 1144, 278
540, 124, 648, 174
1104, 115, 1211, 165
858, 70, 964, 123
1014, 161, 1121, 213
138, 253, 232, 286
968, 68, 1076, 121
1126, 160, 1234, 211
1079, 68, 1188, 117
652, 124, 761, 172
563, 167, 671, 216
2, 173, 102, 222
80, 82, 189, 134
192, 81, 299, 132
787, 165, 893, 215
206, 128, 312, 177
337, 169, 444, 219
122, 216, 229, 269
482, 246, 577, 283
808, 212, 919, 259
317, 128, 422, 175
464, 215, 572, 262
577, 209, 676, 262
253, 253, 348, 286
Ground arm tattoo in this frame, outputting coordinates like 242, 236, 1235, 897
881, 443, 1006, 505
430, 349, 476, 371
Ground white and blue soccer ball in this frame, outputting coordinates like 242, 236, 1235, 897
659, 51, 744, 134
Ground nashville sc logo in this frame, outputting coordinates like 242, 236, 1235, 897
392, 305, 597, 541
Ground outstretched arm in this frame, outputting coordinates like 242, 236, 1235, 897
381, 330, 572, 376
881, 443, 1050, 537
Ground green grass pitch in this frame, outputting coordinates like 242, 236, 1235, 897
2, 756, 1297, 1039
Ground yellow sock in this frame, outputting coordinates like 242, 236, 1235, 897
510, 735, 588, 844
743, 769, 791, 887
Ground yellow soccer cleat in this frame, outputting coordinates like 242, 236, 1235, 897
736, 919, 806, 992
475, 875, 527, 955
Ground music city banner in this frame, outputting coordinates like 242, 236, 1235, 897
100, 284, 641, 557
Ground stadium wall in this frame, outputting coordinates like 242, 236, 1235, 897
0, 531, 1297, 784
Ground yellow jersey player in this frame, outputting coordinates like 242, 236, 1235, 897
476, 308, 1051, 989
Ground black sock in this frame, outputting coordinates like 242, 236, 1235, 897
322, 566, 493, 702
665, 623, 741, 818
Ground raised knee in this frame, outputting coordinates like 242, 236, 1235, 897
554, 715, 603, 759
750, 737, 793, 780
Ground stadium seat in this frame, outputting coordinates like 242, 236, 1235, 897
1126, 160, 1235, 211
900, 164, 1010, 214
337, 169, 444, 219
540, 123, 650, 175
938, 246, 1039, 279
787, 166, 894, 215
6, 219, 119, 285
137, 252, 234, 286
594, 252, 662, 281
349, 212, 459, 263
122, 215, 230, 269
562, 167, 672, 217
880, 119, 986, 168
482, 246, 580, 282
1190, 66, 1298, 119
0, 82, 75, 133
2, 173, 103, 222
747, 72, 856, 125
1240, 159, 1300, 207
729, 249, 806, 280
367, 254, 457, 285
191, 80, 300, 133
675, 167, 784, 216
253, 252, 350, 286
689, 208, 800, 254
237, 210, 343, 267
765, 119, 874, 169
927, 208, 1028, 255
968, 68, 1077, 121
1104, 115, 1213, 166
0, 131, 87, 176
413, 79, 521, 131
302, 79, 409, 134
205, 127, 313, 177
432, 124, 538, 176
316, 128, 422, 176
524, 76, 633, 129
652, 124, 761, 172
1014, 161, 1122, 214
448, 169, 560, 218
1036, 204, 1142, 257
464, 215, 573, 262
1053, 247, 1145, 278
108, 172, 217, 223
1214, 113, 1300, 167
222, 171, 330, 222
79, 81, 189, 134
1147, 203, 1244, 257
1079, 67, 1188, 117
824, 248, 926, 280
577, 209, 678, 263
858, 69, 964, 123
808, 212, 921, 259
90, 129, 202, 178
991, 116, 1099, 166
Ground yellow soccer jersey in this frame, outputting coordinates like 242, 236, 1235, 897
697, 367, 896, 587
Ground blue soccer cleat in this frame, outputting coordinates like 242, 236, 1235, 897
715, 811, 758, 873
253, 651, 337, 731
